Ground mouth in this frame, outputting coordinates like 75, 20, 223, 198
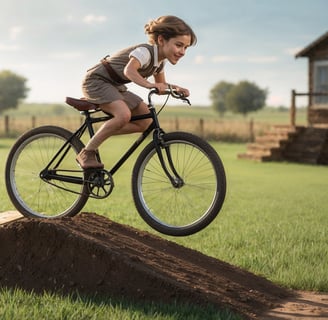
169, 55, 183, 65
173, 55, 182, 62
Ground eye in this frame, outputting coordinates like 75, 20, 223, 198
176, 42, 188, 50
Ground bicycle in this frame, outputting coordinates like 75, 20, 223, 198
5, 88, 226, 236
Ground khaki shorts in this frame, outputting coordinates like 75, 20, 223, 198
82, 74, 143, 110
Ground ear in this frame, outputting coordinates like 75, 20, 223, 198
157, 34, 165, 46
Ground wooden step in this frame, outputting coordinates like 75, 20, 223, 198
255, 135, 287, 144
238, 125, 328, 165
238, 152, 264, 161
0, 211, 23, 225
272, 125, 305, 132
238, 152, 282, 162
238, 147, 282, 161
246, 143, 281, 152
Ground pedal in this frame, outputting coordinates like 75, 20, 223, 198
84, 169, 114, 199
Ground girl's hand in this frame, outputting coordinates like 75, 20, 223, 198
152, 82, 169, 94
174, 85, 190, 97
151, 82, 190, 97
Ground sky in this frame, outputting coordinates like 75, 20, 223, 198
0, 0, 327, 107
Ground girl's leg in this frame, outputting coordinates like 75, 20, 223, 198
85, 100, 132, 150
109, 101, 152, 135
76, 100, 151, 169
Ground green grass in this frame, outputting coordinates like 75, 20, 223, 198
1, 136, 327, 319
0, 288, 237, 320
77, 137, 327, 292
202, 143, 328, 291
2, 136, 326, 290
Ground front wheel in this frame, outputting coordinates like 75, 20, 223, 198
132, 132, 226, 236
5, 126, 89, 219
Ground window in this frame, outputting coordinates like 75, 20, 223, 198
313, 60, 328, 105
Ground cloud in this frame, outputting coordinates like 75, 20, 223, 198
10, 26, 23, 40
0, 43, 20, 52
246, 56, 278, 63
66, 15, 74, 23
49, 52, 84, 60
211, 55, 278, 64
212, 55, 237, 63
285, 47, 302, 56
83, 14, 107, 25
194, 55, 205, 64
0, 26, 23, 52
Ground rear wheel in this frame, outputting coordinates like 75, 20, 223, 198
5, 126, 89, 218
132, 132, 226, 236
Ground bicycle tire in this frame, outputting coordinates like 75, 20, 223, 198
5, 125, 89, 218
132, 132, 226, 236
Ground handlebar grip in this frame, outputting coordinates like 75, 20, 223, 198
148, 87, 191, 105
169, 89, 191, 105
149, 88, 159, 94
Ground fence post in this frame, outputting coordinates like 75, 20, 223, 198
5, 115, 9, 136
249, 118, 254, 142
199, 118, 204, 138
175, 117, 179, 130
32, 116, 36, 128
290, 89, 296, 127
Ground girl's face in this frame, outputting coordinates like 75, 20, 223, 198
158, 34, 191, 65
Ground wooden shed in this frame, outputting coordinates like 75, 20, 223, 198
239, 31, 328, 165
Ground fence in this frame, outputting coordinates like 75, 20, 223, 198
290, 90, 328, 126
1, 114, 268, 143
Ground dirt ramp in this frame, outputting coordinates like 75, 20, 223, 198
0, 212, 292, 319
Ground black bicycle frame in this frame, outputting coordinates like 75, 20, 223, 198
41, 102, 183, 188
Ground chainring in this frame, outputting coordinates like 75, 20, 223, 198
84, 169, 114, 199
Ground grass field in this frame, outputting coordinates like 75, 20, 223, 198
77, 137, 327, 292
0, 111, 326, 319
0, 288, 238, 320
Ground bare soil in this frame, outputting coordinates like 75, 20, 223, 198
0, 212, 327, 319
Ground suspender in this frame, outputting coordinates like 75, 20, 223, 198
101, 56, 130, 84
101, 45, 164, 85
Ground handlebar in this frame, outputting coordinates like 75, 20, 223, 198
148, 86, 191, 106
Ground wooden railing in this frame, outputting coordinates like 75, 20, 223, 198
290, 90, 328, 126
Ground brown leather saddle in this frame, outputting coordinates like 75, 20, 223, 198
65, 97, 99, 111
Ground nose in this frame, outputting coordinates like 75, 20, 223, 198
179, 47, 186, 56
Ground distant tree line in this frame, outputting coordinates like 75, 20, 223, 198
0, 69, 267, 119
209, 80, 268, 117
0, 70, 29, 114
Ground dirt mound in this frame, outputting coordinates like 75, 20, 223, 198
0, 212, 293, 319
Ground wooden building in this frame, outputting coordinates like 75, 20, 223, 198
295, 31, 328, 126
239, 31, 328, 165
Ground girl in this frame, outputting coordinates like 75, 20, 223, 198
76, 15, 197, 169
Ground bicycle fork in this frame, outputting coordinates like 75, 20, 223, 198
153, 129, 185, 188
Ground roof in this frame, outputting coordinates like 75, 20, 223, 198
295, 31, 328, 58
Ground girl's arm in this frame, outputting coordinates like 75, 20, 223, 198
124, 57, 167, 93
124, 57, 190, 96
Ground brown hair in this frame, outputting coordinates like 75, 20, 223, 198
144, 15, 197, 46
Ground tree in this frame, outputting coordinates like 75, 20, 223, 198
0, 70, 29, 113
226, 81, 267, 117
209, 81, 234, 117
